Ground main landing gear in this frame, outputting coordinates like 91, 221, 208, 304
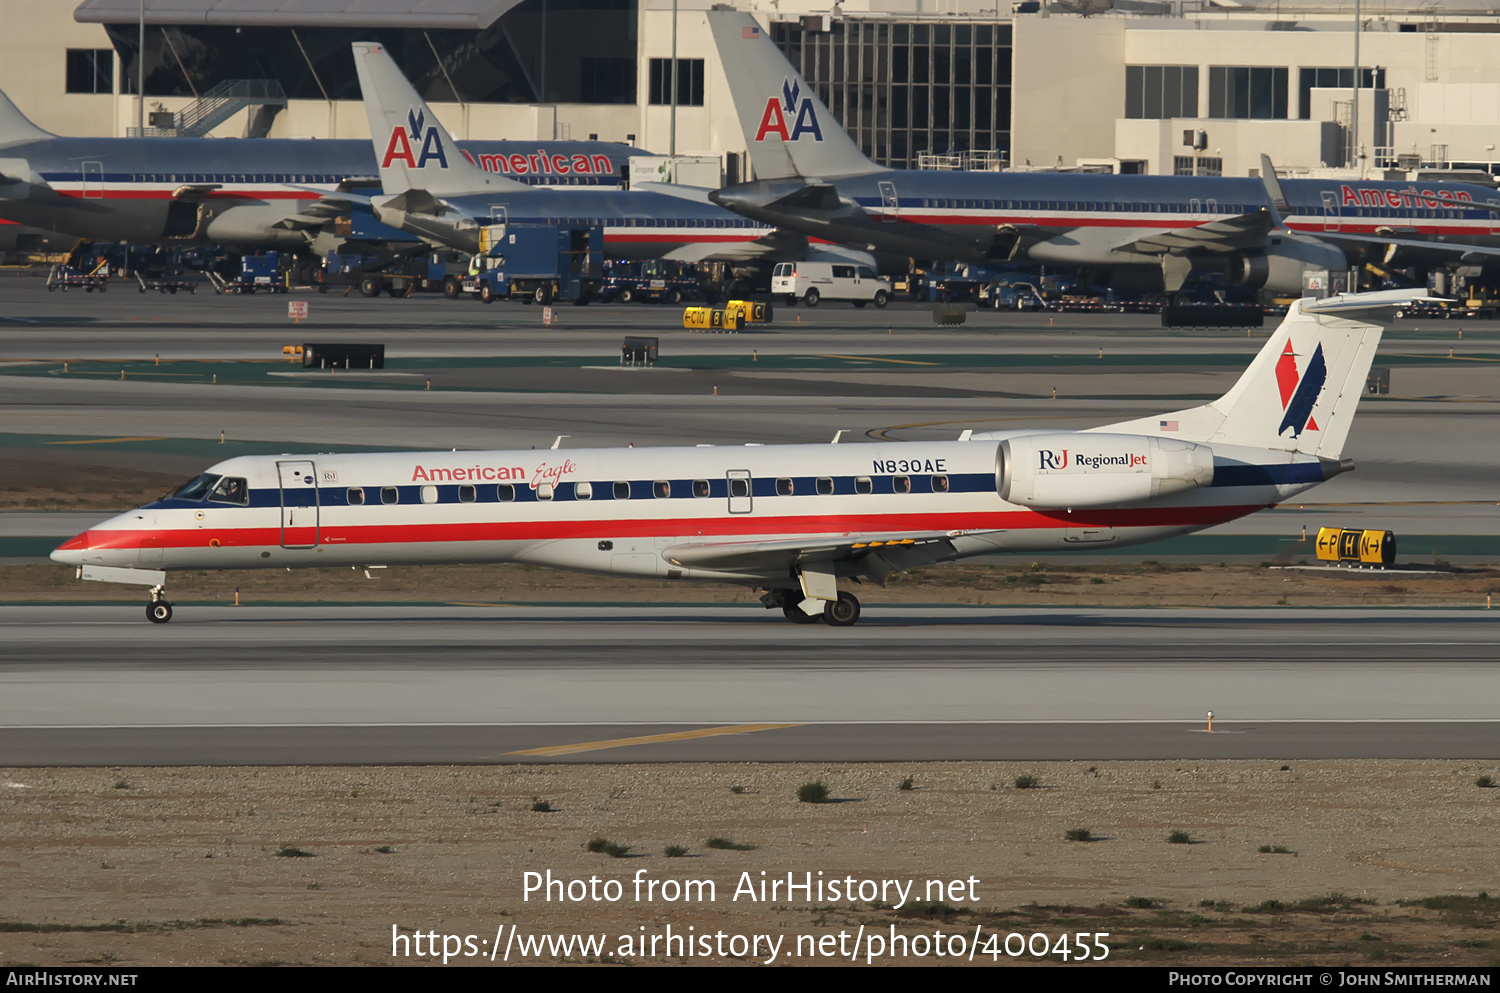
765, 588, 862, 626
146, 584, 173, 624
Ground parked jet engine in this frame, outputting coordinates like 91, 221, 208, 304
998, 433, 1215, 508
200, 204, 316, 248
1227, 233, 1347, 293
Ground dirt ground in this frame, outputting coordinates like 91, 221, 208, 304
0, 762, 1497, 967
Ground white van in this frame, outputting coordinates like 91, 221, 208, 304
772, 262, 891, 308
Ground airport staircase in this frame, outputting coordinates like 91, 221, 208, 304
128, 79, 287, 138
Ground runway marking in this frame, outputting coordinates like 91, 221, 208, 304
2, 719, 1497, 730
504, 723, 803, 756
43, 436, 169, 445
445, 601, 526, 608
813, 354, 941, 366
1384, 351, 1500, 363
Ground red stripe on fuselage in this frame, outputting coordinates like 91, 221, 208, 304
55, 189, 321, 201
71, 503, 1266, 553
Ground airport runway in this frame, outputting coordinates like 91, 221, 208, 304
1, 605, 1495, 764
2, 281, 1495, 765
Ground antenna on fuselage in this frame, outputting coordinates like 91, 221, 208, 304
551, 435, 569, 450
830, 430, 848, 444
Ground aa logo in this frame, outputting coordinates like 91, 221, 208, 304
382, 108, 449, 169
1274, 340, 1326, 438
755, 78, 824, 142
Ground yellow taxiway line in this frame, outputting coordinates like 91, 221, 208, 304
507, 723, 802, 757
44, 436, 168, 445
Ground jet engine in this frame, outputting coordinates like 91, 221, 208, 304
1227, 233, 1347, 294
999, 433, 1215, 509
201, 204, 313, 248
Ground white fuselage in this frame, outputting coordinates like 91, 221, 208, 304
52, 439, 1321, 586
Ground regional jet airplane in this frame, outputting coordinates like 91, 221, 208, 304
0, 85, 634, 252
52, 289, 1408, 624
705, 9, 1500, 295
347, 42, 872, 270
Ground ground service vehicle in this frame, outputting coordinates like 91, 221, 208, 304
599, 260, 702, 304
772, 261, 890, 307
462, 223, 603, 304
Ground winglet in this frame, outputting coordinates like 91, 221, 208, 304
0, 85, 55, 144
1259, 154, 1291, 220
350, 42, 526, 196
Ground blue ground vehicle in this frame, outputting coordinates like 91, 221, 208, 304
598, 260, 703, 304
461, 223, 603, 305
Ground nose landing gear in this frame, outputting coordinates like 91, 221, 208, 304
146, 585, 173, 624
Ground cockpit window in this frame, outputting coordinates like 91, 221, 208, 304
208, 476, 249, 505
172, 473, 220, 501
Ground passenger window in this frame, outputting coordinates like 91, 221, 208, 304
575, 481, 592, 501
932, 474, 950, 493
208, 476, 248, 506
653, 480, 671, 499
497, 484, 515, 502
614, 481, 631, 500
816, 477, 834, 495
729, 477, 750, 498
459, 484, 476, 503
420, 485, 438, 504
776, 478, 794, 496
536, 483, 554, 501
893, 475, 911, 494
692, 479, 710, 498
347, 487, 364, 506
857, 267, 877, 279
856, 476, 872, 494
381, 486, 399, 505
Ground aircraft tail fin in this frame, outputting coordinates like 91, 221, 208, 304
1097, 297, 1390, 460
350, 42, 526, 196
706, 9, 880, 180
0, 86, 55, 144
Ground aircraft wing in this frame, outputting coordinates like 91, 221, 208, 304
1318, 230, 1500, 265
1114, 207, 1275, 255
263, 189, 374, 231
662, 529, 997, 583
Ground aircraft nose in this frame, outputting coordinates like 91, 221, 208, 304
50, 530, 90, 566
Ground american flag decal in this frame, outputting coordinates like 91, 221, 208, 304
742, 25, 763, 38
1159, 420, 1179, 431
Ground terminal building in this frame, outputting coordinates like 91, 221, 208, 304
3, 0, 1500, 183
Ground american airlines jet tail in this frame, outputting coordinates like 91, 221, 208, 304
52, 293, 1409, 626
707, 12, 878, 181
352, 41, 528, 198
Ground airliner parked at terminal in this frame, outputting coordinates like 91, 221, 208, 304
0, 85, 634, 251
52, 289, 1406, 625
349, 42, 870, 268
705, 9, 1500, 294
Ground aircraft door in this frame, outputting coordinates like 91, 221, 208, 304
277, 460, 319, 549
1488, 199, 1500, 236
727, 470, 752, 514
82, 161, 102, 199
480, 206, 507, 255
879, 181, 899, 222
1321, 191, 1341, 232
